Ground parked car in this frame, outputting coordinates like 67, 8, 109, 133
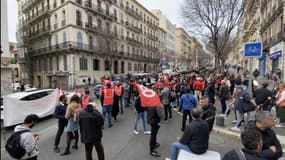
94, 83, 102, 98
2, 89, 58, 127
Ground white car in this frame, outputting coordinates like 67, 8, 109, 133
2, 89, 59, 127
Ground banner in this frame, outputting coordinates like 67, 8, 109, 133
133, 83, 161, 107
3, 89, 59, 127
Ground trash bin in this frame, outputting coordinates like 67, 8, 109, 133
215, 114, 225, 127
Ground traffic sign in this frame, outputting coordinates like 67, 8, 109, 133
244, 42, 262, 57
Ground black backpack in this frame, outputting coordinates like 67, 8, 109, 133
5, 130, 30, 159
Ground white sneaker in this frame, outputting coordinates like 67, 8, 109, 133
144, 131, 151, 134
231, 126, 241, 132
133, 129, 139, 135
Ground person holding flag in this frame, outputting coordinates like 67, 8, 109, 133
132, 82, 162, 157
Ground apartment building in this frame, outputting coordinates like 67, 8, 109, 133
175, 28, 203, 70
260, 0, 284, 81
17, 0, 160, 89
152, 10, 176, 69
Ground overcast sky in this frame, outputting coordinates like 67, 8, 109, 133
7, 0, 184, 42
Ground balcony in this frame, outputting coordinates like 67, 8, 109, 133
26, 6, 50, 24
29, 25, 51, 40
84, 1, 113, 20
261, 1, 283, 33
29, 41, 124, 57
125, 6, 143, 20
125, 36, 142, 46
125, 22, 142, 33
22, 0, 38, 13
147, 34, 158, 41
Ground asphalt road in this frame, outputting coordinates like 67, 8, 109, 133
1, 99, 242, 160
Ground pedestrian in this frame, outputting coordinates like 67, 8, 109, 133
61, 95, 81, 156
8, 114, 40, 160
193, 77, 205, 101
223, 129, 265, 160
122, 80, 130, 111
199, 96, 216, 132
231, 87, 257, 131
276, 83, 285, 126
254, 81, 273, 111
101, 82, 114, 128
160, 83, 172, 121
53, 95, 68, 153
147, 106, 163, 157
79, 104, 105, 160
246, 111, 283, 159
81, 87, 94, 109
219, 80, 230, 114
88, 77, 91, 86
205, 78, 215, 105
133, 90, 151, 135
180, 87, 197, 132
114, 81, 123, 115
169, 108, 209, 160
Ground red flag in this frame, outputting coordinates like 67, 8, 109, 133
133, 83, 161, 107
102, 79, 112, 86
164, 74, 170, 88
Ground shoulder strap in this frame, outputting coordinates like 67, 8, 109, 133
235, 149, 246, 160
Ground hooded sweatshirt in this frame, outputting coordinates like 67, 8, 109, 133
14, 125, 39, 159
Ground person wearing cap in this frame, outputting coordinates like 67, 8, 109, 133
254, 81, 273, 111
13, 114, 40, 160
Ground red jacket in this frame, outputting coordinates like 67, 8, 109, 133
193, 80, 205, 91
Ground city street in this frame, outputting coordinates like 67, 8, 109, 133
1, 98, 242, 160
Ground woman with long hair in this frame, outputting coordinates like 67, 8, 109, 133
61, 95, 81, 156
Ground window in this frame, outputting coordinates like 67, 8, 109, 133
64, 55, 67, 71
104, 60, 110, 71
49, 57, 53, 71
79, 57, 88, 70
97, 19, 102, 29
63, 32, 67, 47
76, 10, 82, 26
134, 64, 137, 71
56, 56, 59, 70
54, 14, 58, 29
77, 32, 83, 48
76, 0, 82, 4
93, 59, 100, 70
62, 10, 66, 26
89, 36, 93, 49
128, 63, 132, 71
61, 0, 65, 4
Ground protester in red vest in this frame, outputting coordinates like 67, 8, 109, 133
81, 87, 94, 109
113, 81, 123, 120
100, 83, 114, 128
193, 77, 205, 101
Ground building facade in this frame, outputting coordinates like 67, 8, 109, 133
260, 0, 285, 81
17, 0, 160, 89
152, 10, 176, 69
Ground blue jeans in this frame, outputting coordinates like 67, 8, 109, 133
133, 111, 148, 131
170, 141, 191, 160
103, 105, 113, 127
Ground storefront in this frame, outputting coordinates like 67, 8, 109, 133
269, 42, 284, 81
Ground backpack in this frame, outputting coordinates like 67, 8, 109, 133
5, 130, 30, 159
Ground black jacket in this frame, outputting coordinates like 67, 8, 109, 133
146, 107, 160, 125
79, 108, 104, 143
200, 104, 216, 131
222, 148, 267, 160
179, 119, 209, 154
254, 87, 272, 109
245, 121, 283, 160
205, 82, 215, 96
53, 103, 67, 121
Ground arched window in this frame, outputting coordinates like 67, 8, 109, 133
63, 32, 67, 47
77, 32, 83, 48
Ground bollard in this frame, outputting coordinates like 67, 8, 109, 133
215, 114, 225, 127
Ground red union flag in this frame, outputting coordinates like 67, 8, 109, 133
133, 83, 161, 107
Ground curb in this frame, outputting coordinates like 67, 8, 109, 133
213, 127, 285, 153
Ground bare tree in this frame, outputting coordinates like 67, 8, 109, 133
181, 0, 244, 71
